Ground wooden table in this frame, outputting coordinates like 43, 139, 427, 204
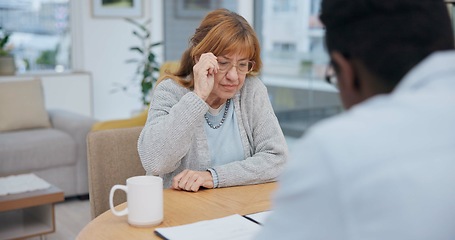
0, 185, 64, 239
77, 182, 277, 239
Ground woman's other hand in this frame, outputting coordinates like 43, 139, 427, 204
193, 52, 218, 101
172, 169, 214, 192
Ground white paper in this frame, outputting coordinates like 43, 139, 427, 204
155, 214, 261, 240
0, 173, 51, 196
245, 211, 272, 225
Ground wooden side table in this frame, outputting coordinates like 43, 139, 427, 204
0, 185, 64, 239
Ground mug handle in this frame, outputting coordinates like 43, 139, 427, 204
109, 185, 128, 216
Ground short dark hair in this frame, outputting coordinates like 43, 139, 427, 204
320, 0, 454, 90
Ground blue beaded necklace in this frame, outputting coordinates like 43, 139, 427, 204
204, 99, 231, 129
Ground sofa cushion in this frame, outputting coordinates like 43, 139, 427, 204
0, 79, 51, 132
0, 128, 76, 175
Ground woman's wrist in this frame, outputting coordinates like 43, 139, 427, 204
193, 89, 208, 101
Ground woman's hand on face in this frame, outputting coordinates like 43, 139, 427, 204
172, 169, 214, 192
193, 52, 219, 101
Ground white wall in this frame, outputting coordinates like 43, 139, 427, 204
72, 0, 163, 121
238, 0, 254, 25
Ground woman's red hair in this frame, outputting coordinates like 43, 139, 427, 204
159, 8, 262, 88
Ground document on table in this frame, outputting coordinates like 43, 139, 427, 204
155, 214, 263, 240
244, 210, 272, 224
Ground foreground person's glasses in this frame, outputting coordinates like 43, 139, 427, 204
217, 60, 255, 74
325, 63, 338, 87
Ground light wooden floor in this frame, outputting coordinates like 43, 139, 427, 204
28, 198, 91, 240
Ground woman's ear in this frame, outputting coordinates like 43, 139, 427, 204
330, 51, 362, 109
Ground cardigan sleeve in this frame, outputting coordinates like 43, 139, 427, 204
137, 79, 208, 175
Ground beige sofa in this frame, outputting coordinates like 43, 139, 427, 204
0, 79, 96, 197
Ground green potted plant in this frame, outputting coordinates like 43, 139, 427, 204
0, 26, 16, 75
300, 58, 313, 78
116, 18, 162, 107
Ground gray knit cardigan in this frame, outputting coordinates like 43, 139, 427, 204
137, 76, 288, 188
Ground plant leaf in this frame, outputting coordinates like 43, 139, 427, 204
125, 59, 139, 63
130, 47, 143, 54
132, 31, 146, 40
149, 42, 162, 49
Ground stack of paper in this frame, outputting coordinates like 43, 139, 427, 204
155, 212, 272, 240
244, 211, 272, 225
0, 173, 51, 196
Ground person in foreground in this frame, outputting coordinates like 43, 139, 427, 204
137, 9, 288, 192
256, 0, 455, 239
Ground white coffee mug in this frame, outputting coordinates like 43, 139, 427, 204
109, 175, 163, 227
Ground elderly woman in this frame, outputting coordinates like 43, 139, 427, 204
138, 8, 288, 192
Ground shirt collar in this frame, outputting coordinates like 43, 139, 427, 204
394, 50, 455, 92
